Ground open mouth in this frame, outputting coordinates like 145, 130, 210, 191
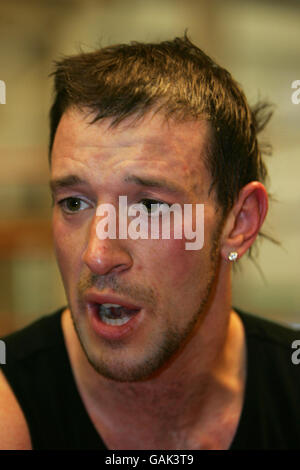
85, 291, 143, 338
97, 303, 140, 326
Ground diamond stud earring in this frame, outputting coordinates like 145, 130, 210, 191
228, 251, 238, 262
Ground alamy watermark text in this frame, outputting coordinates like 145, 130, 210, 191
95, 197, 204, 250
291, 80, 300, 104
0, 340, 6, 364
0, 80, 6, 104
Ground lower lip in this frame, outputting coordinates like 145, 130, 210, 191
89, 304, 143, 340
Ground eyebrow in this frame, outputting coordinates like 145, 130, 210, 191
123, 174, 185, 195
49, 175, 86, 193
49, 173, 185, 196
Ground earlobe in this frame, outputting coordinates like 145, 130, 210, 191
220, 182, 268, 261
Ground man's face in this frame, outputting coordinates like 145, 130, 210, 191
51, 108, 223, 382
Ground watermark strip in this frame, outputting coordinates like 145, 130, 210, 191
0, 340, 6, 364
95, 196, 204, 250
0, 80, 6, 104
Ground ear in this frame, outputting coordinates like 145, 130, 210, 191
220, 182, 268, 261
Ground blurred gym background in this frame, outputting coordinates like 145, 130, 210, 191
0, 0, 299, 335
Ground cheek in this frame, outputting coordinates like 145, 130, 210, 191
144, 237, 206, 290
52, 212, 84, 288
169, 240, 209, 290
159, 206, 215, 287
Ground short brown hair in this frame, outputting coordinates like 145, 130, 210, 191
49, 34, 273, 217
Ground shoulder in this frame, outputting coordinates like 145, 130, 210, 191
236, 308, 299, 351
233, 309, 300, 447
236, 308, 300, 397
0, 308, 65, 450
0, 369, 32, 449
3, 309, 65, 360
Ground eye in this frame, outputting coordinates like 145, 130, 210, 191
139, 199, 170, 215
58, 197, 90, 214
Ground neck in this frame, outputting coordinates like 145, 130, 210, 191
61, 265, 246, 449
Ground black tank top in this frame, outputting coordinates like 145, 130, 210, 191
1, 308, 106, 449
1, 307, 300, 449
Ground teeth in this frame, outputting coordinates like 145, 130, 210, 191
101, 315, 131, 326
98, 304, 132, 326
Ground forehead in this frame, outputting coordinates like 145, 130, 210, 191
51, 108, 214, 197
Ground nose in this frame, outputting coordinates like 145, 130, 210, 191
82, 214, 133, 276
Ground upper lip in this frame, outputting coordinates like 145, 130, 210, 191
84, 290, 141, 310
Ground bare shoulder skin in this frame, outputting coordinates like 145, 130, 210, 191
0, 370, 32, 450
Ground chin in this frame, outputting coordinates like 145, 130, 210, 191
76, 322, 184, 383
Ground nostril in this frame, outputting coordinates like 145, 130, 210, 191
82, 238, 133, 276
